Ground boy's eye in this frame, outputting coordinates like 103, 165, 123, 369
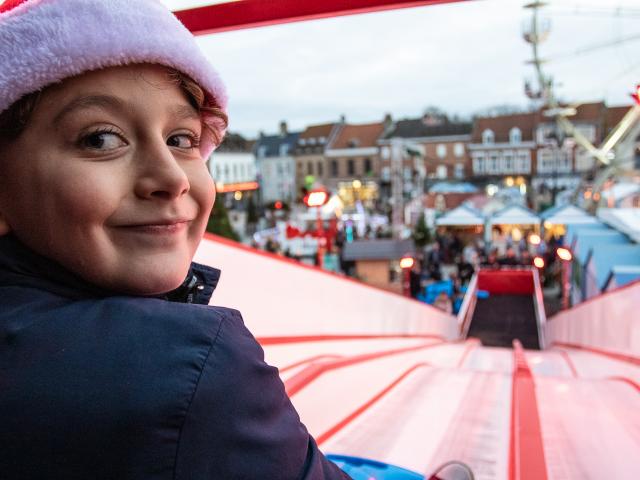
81, 131, 126, 151
167, 134, 199, 149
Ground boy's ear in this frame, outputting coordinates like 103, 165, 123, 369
0, 212, 12, 236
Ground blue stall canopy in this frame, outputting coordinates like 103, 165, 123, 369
540, 204, 599, 226
603, 265, 640, 292
585, 244, 640, 293
573, 230, 630, 265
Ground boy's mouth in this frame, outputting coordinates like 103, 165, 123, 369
116, 219, 192, 234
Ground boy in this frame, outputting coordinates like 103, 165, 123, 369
0, 1, 349, 478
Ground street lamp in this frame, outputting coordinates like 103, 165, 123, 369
303, 189, 330, 268
556, 247, 572, 310
400, 255, 415, 298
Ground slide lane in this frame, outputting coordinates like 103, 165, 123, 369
550, 346, 640, 384
535, 376, 640, 479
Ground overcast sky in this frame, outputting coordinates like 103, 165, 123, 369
162, 0, 640, 138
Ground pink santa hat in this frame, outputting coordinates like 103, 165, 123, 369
0, 0, 227, 157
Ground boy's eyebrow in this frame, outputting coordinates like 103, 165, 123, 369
169, 104, 201, 122
53, 94, 126, 125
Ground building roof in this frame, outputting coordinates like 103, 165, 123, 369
216, 132, 253, 153
330, 122, 385, 149
298, 122, 337, 140
570, 101, 605, 122
605, 104, 633, 132
253, 131, 300, 157
383, 118, 472, 139
342, 239, 415, 261
471, 111, 537, 143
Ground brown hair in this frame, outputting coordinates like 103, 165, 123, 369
0, 67, 227, 148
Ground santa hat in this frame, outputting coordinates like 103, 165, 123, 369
0, 0, 227, 157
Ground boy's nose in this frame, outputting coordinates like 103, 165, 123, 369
134, 143, 190, 200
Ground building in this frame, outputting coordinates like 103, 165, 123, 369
292, 121, 343, 195
380, 113, 472, 181
468, 111, 538, 183
253, 122, 299, 205
324, 119, 388, 207
209, 132, 258, 203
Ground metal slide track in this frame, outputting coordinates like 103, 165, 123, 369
260, 336, 640, 480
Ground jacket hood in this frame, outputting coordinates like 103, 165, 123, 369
0, 234, 220, 305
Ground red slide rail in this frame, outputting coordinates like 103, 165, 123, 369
284, 340, 446, 396
316, 362, 429, 445
552, 342, 640, 367
509, 340, 548, 480
174, 0, 469, 35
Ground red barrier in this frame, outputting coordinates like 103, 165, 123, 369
174, 0, 469, 35
509, 340, 548, 480
477, 269, 535, 295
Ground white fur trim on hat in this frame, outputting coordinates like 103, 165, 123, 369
0, 0, 227, 157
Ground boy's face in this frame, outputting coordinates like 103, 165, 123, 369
0, 65, 215, 295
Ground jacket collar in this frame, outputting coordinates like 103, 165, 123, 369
0, 234, 220, 305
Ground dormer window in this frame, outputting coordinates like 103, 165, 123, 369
309, 138, 317, 145
348, 138, 360, 148
319, 136, 327, 144
299, 138, 306, 145
257, 146, 267, 158
482, 129, 494, 145
509, 127, 522, 144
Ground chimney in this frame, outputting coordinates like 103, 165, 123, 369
383, 112, 393, 131
279, 121, 288, 137
340, 114, 346, 124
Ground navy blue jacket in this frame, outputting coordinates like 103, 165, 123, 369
0, 235, 349, 479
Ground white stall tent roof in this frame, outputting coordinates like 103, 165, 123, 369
489, 204, 540, 226
540, 204, 599, 226
598, 208, 640, 244
436, 204, 485, 226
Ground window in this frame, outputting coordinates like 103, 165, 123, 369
299, 138, 306, 146
482, 129, 494, 145
347, 159, 355, 175
472, 152, 485, 175
317, 161, 324, 176
489, 152, 498, 173
454, 143, 464, 157
257, 145, 267, 158
233, 164, 238, 179
348, 138, 359, 148
364, 157, 372, 174
309, 138, 317, 145
517, 150, 531, 173
276, 163, 283, 175
279, 144, 289, 156
319, 136, 327, 144
381, 166, 391, 181
503, 151, 514, 172
307, 162, 313, 175
454, 163, 465, 179
436, 144, 447, 158
509, 127, 521, 144
224, 164, 229, 178
436, 165, 448, 179
331, 160, 338, 177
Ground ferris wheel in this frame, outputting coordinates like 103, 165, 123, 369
522, 1, 640, 210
